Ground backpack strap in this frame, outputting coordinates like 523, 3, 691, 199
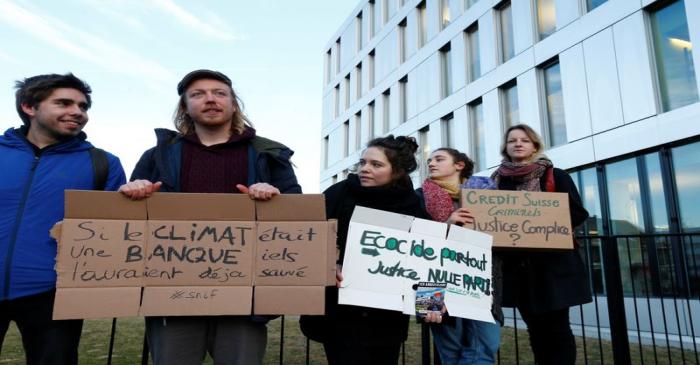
89, 147, 109, 191
545, 167, 556, 193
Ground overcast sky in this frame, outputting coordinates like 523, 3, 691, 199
0, 0, 358, 193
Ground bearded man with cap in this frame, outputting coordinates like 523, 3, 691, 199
119, 70, 301, 365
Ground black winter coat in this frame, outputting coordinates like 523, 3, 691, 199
130, 128, 301, 194
498, 168, 592, 313
300, 174, 428, 344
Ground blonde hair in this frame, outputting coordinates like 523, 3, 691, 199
173, 84, 252, 136
500, 123, 547, 162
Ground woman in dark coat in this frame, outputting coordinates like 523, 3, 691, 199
301, 135, 428, 365
491, 124, 591, 365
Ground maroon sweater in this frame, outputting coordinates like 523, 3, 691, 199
180, 128, 255, 193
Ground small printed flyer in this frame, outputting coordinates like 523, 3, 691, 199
414, 282, 446, 319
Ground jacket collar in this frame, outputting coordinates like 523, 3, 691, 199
1, 127, 91, 153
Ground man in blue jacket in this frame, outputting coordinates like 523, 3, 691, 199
0, 73, 126, 364
119, 69, 301, 365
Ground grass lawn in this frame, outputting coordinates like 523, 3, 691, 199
1, 316, 697, 364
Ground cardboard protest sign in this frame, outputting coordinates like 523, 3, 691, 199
461, 189, 574, 249
339, 206, 494, 323
53, 191, 336, 319
53, 191, 146, 319
253, 195, 337, 314
140, 193, 256, 316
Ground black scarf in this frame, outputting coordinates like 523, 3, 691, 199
327, 174, 425, 261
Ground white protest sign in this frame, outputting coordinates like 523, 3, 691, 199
440, 225, 494, 322
339, 207, 415, 312
339, 206, 494, 323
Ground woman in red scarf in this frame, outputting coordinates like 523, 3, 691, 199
417, 148, 502, 365
492, 124, 590, 365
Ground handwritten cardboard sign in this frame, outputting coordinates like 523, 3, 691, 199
460, 189, 573, 249
339, 206, 494, 323
53, 191, 336, 319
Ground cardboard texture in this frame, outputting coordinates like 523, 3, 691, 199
255, 194, 326, 221
53, 287, 142, 320
461, 189, 574, 249
53, 191, 336, 319
147, 193, 254, 220
54, 191, 147, 319
339, 206, 495, 323
254, 221, 329, 286
254, 286, 326, 315
140, 286, 253, 316
144, 220, 255, 286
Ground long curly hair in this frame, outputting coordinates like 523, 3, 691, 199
365, 135, 419, 189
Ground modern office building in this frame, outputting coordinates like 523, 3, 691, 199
321, 0, 699, 347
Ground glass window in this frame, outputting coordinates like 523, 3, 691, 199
606, 158, 645, 235
536, 0, 556, 40
373, 0, 382, 34
587, 0, 607, 11
419, 126, 430, 180
501, 81, 519, 128
466, 24, 480, 81
355, 63, 363, 100
323, 136, 329, 168
399, 76, 408, 123
644, 153, 669, 233
441, 113, 454, 148
325, 50, 332, 85
382, 89, 391, 134
385, 0, 397, 21
335, 38, 341, 75
650, 0, 698, 112
368, 50, 376, 89
606, 158, 650, 296
643, 153, 677, 296
441, 0, 451, 29
344, 74, 351, 110
466, 0, 479, 8
542, 61, 567, 146
334, 84, 340, 118
417, 1, 427, 48
356, 12, 363, 52
499, 1, 515, 63
399, 18, 407, 63
470, 99, 486, 170
343, 120, 350, 158
368, 101, 377, 139
673, 141, 700, 232
580, 168, 603, 235
440, 43, 452, 98
572, 168, 606, 295
355, 112, 362, 152
373, 99, 383, 136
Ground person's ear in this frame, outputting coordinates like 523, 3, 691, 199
455, 161, 465, 172
21, 103, 37, 118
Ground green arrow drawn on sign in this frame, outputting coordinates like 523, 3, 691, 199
362, 248, 380, 257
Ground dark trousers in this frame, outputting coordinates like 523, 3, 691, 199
145, 316, 267, 365
519, 306, 576, 365
0, 290, 83, 365
323, 339, 401, 365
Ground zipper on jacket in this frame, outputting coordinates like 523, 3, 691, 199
2, 156, 40, 300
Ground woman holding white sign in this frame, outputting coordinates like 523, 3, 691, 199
300, 135, 428, 365
416, 148, 502, 365
492, 124, 590, 365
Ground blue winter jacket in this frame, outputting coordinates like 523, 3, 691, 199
130, 128, 302, 194
0, 127, 126, 301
